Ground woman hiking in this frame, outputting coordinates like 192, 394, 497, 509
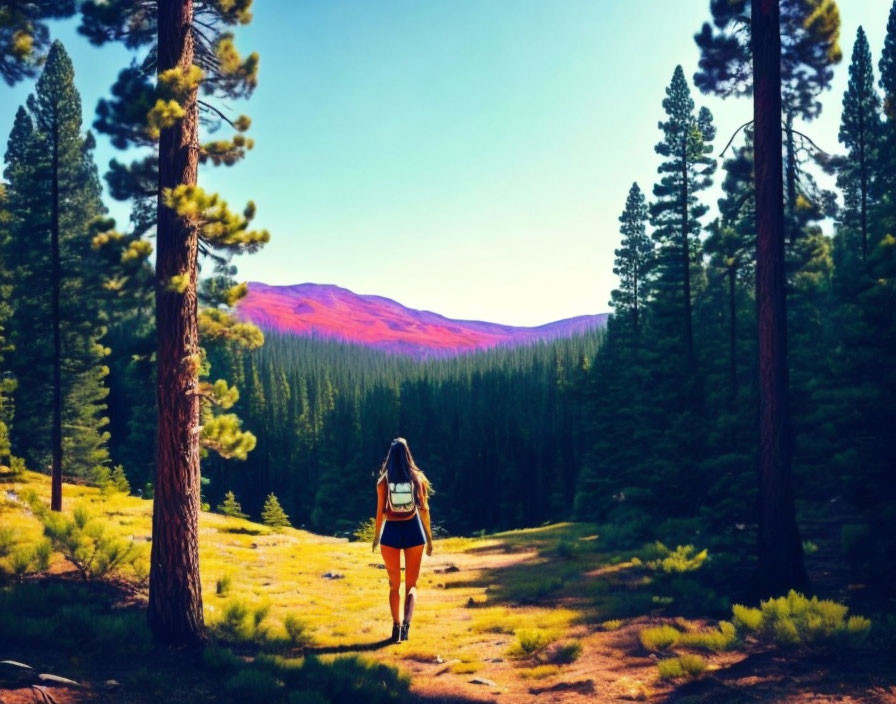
372, 437, 434, 643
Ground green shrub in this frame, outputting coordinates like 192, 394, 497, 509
261, 493, 291, 530
731, 591, 871, 648
283, 614, 315, 648
224, 668, 282, 704
215, 600, 254, 641
732, 603, 763, 632
6, 539, 52, 581
40, 505, 144, 581
639, 625, 680, 651
352, 518, 376, 543
658, 654, 706, 679
217, 573, 233, 596
293, 654, 409, 704
508, 628, 557, 657
543, 641, 582, 664
217, 491, 248, 519
679, 621, 737, 651
657, 658, 683, 679
646, 544, 708, 573
0, 526, 16, 556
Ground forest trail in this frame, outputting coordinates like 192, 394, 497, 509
1, 470, 894, 704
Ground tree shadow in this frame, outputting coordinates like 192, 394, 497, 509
304, 637, 395, 655
655, 649, 896, 704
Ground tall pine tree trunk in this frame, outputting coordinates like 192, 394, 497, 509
147, 0, 206, 646
681, 143, 694, 367
859, 124, 868, 262
728, 266, 738, 403
50, 115, 62, 512
752, 0, 809, 599
784, 111, 797, 247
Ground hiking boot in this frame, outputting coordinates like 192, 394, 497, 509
399, 621, 410, 642
391, 623, 401, 643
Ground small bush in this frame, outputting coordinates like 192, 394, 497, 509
658, 654, 706, 680
731, 591, 871, 648
646, 544, 708, 573
732, 603, 763, 632
601, 619, 624, 630
224, 668, 282, 704
216, 573, 233, 596
679, 621, 737, 652
261, 493, 291, 530
353, 518, 376, 543
217, 491, 248, 519
283, 614, 315, 648
450, 660, 482, 674
214, 599, 255, 642
508, 628, 558, 657
541, 641, 582, 664
518, 665, 560, 679
639, 625, 680, 651
40, 505, 143, 581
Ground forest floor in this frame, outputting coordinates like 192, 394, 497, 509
1, 469, 895, 704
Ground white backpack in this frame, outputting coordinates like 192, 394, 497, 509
388, 481, 417, 515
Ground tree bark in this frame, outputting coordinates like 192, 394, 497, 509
751, 0, 810, 599
784, 111, 797, 248
859, 115, 868, 262
681, 142, 694, 367
728, 266, 738, 403
147, 0, 206, 646
50, 109, 62, 513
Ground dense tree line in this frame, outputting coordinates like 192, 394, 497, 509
202, 331, 600, 536
3, 0, 896, 647
576, 0, 896, 597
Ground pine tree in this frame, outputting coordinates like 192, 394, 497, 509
216, 490, 247, 520
752, 0, 810, 598
694, 0, 841, 247
649, 65, 716, 368
705, 133, 755, 402
0, 184, 16, 469
836, 26, 880, 265
2, 43, 111, 508
879, 1, 896, 195
77, 0, 266, 644
609, 183, 653, 335
261, 492, 290, 530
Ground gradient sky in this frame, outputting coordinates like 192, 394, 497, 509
0, 1, 889, 325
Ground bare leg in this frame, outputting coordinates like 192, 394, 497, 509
403, 544, 424, 627
380, 545, 401, 624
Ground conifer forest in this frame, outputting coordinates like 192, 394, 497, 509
0, 2, 895, 703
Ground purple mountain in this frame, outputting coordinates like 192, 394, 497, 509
235, 282, 607, 357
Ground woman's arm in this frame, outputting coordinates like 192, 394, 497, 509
372, 479, 385, 552
418, 504, 434, 556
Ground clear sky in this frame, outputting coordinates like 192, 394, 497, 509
0, 1, 889, 326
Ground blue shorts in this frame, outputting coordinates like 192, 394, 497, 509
380, 515, 425, 549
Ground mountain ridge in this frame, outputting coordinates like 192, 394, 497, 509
235, 281, 607, 357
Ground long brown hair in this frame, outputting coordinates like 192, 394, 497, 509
380, 437, 432, 509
